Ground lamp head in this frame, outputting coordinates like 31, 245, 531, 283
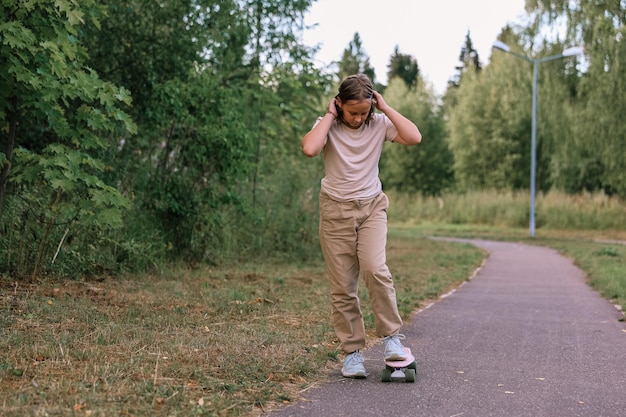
562, 46, 584, 57
492, 40, 510, 52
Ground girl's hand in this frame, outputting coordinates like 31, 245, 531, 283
372, 91, 387, 112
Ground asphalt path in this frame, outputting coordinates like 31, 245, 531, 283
270, 239, 626, 417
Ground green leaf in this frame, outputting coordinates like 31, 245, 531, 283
0, 21, 37, 49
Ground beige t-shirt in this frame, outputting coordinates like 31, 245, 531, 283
316, 112, 398, 201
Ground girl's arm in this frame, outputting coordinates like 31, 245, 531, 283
301, 99, 338, 157
373, 91, 422, 146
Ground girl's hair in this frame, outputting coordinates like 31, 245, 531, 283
336, 73, 375, 125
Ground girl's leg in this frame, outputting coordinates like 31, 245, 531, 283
319, 193, 365, 353
357, 192, 403, 337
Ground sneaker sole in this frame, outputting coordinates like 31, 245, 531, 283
384, 354, 408, 361
341, 369, 367, 379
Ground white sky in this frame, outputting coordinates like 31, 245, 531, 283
303, 0, 527, 95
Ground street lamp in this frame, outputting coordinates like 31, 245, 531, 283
492, 41, 583, 238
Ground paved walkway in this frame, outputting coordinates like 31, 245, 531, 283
271, 240, 626, 417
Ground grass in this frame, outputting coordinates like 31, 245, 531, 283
389, 189, 626, 232
0, 233, 484, 417
533, 237, 626, 312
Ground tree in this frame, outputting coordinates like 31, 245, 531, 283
338, 33, 376, 83
566, 0, 625, 196
448, 31, 531, 191
379, 78, 452, 196
0, 1, 136, 276
82, 0, 326, 263
447, 30, 481, 91
525, 0, 625, 197
387, 46, 419, 89
442, 30, 482, 127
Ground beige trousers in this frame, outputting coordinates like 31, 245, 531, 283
319, 191, 403, 353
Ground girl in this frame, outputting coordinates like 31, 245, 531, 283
301, 74, 422, 378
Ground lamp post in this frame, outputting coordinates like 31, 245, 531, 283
491, 41, 583, 238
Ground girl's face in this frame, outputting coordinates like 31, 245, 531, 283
338, 99, 373, 129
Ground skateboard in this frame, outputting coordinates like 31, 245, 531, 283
381, 348, 417, 383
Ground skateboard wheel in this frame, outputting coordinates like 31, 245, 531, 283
405, 368, 416, 383
408, 361, 417, 371
381, 368, 392, 382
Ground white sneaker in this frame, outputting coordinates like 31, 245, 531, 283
383, 334, 408, 361
341, 350, 367, 378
